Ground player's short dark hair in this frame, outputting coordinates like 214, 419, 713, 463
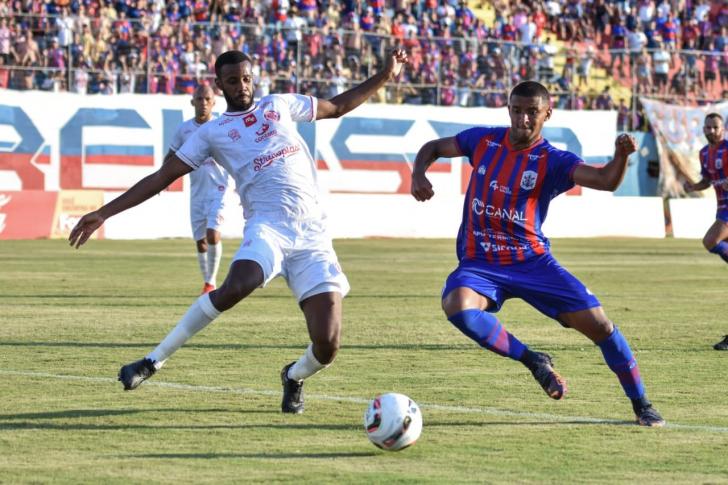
705, 112, 724, 124
214, 50, 252, 77
509, 81, 550, 105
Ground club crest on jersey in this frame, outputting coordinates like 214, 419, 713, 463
228, 129, 241, 142
264, 110, 280, 122
243, 113, 257, 127
520, 171, 538, 190
717, 157, 723, 170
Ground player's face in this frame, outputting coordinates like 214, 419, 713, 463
508, 95, 551, 145
215, 61, 255, 112
191, 87, 215, 119
704, 117, 725, 144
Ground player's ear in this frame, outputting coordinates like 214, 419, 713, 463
544, 107, 552, 122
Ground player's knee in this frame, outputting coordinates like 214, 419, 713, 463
312, 336, 339, 364
212, 280, 251, 311
702, 236, 716, 251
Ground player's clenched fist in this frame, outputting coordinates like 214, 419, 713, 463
68, 211, 105, 249
385, 48, 408, 77
615, 133, 637, 156
411, 172, 435, 202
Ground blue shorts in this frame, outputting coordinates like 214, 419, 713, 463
442, 253, 601, 325
717, 208, 728, 224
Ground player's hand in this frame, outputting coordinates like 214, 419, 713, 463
615, 133, 638, 157
384, 47, 408, 78
69, 211, 105, 249
411, 172, 434, 202
683, 180, 695, 193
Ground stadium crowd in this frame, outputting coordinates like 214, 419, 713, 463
0, 0, 727, 114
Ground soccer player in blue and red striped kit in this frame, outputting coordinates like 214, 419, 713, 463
411, 81, 665, 426
684, 112, 728, 351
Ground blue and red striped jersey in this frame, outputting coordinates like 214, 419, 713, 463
454, 126, 583, 265
699, 139, 728, 210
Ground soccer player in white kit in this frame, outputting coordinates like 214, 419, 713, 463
69, 48, 408, 413
166, 84, 233, 295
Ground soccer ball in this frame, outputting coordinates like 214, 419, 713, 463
364, 393, 423, 451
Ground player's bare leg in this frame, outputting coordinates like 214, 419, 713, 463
702, 219, 728, 263
281, 291, 343, 414
559, 308, 665, 426
442, 287, 567, 400
118, 261, 264, 390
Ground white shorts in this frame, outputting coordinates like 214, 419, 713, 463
190, 197, 227, 241
233, 216, 350, 303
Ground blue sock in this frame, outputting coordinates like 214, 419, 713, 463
596, 325, 645, 399
448, 309, 527, 361
709, 242, 728, 263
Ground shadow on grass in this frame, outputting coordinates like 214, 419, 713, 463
425, 420, 637, 427
0, 408, 276, 421
119, 452, 378, 459
0, 342, 477, 351
0, 422, 360, 431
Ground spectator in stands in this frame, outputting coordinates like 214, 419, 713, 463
704, 42, 718, 94
592, 86, 615, 110
652, 40, 672, 95
635, 47, 653, 93
609, 18, 627, 77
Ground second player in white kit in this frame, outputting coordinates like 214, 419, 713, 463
69, 48, 409, 413
166, 85, 234, 295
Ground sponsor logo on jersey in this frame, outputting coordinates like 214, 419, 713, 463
489, 180, 512, 194
484, 139, 501, 147
520, 170, 538, 190
258, 101, 272, 110
480, 242, 531, 252
184, 130, 193, 135
717, 157, 723, 170
485, 205, 527, 222
243, 113, 257, 127
228, 129, 241, 142
256, 123, 270, 136
252, 144, 301, 171
264, 110, 280, 122
471, 198, 485, 215
254, 129, 278, 143
243, 239, 252, 247
528, 153, 546, 160
478, 166, 486, 175
218, 117, 234, 126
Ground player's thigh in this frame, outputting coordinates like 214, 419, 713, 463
233, 218, 287, 287
204, 197, 227, 233
190, 200, 207, 241
510, 254, 601, 325
441, 262, 508, 317
702, 215, 728, 249
284, 222, 350, 304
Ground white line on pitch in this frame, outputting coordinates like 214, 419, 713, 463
2, 369, 726, 433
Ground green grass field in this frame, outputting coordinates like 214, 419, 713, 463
1, 238, 727, 484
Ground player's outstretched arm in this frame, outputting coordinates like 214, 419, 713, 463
684, 177, 711, 193
316, 48, 408, 120
572, 133, 638, 191
68, 156, 193, 249
411, 137, 461, 202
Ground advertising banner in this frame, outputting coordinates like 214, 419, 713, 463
0, 90, 664, 239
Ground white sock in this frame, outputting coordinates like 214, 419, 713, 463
287, 344, 329, 382
206, 242, 222, 285
198, 252, 209, 283
147, 294, 222, 369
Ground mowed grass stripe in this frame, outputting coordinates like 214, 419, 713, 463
3, 369, 727, 433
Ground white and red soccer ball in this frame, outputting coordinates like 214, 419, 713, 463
364, 393, 423, 451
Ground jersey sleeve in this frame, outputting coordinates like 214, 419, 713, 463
168, 122, 186, 152
280, 93, 317, 122
454, 127, 498, 164
550, 149, 585, 195
175, 127, 211, 171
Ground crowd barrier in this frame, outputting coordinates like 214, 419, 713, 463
0, 91, 669, 239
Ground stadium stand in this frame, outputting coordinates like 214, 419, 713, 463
0, 0, 725, 127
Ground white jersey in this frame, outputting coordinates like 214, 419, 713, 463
176, 93, 320, 221
170, 116, 232, 202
